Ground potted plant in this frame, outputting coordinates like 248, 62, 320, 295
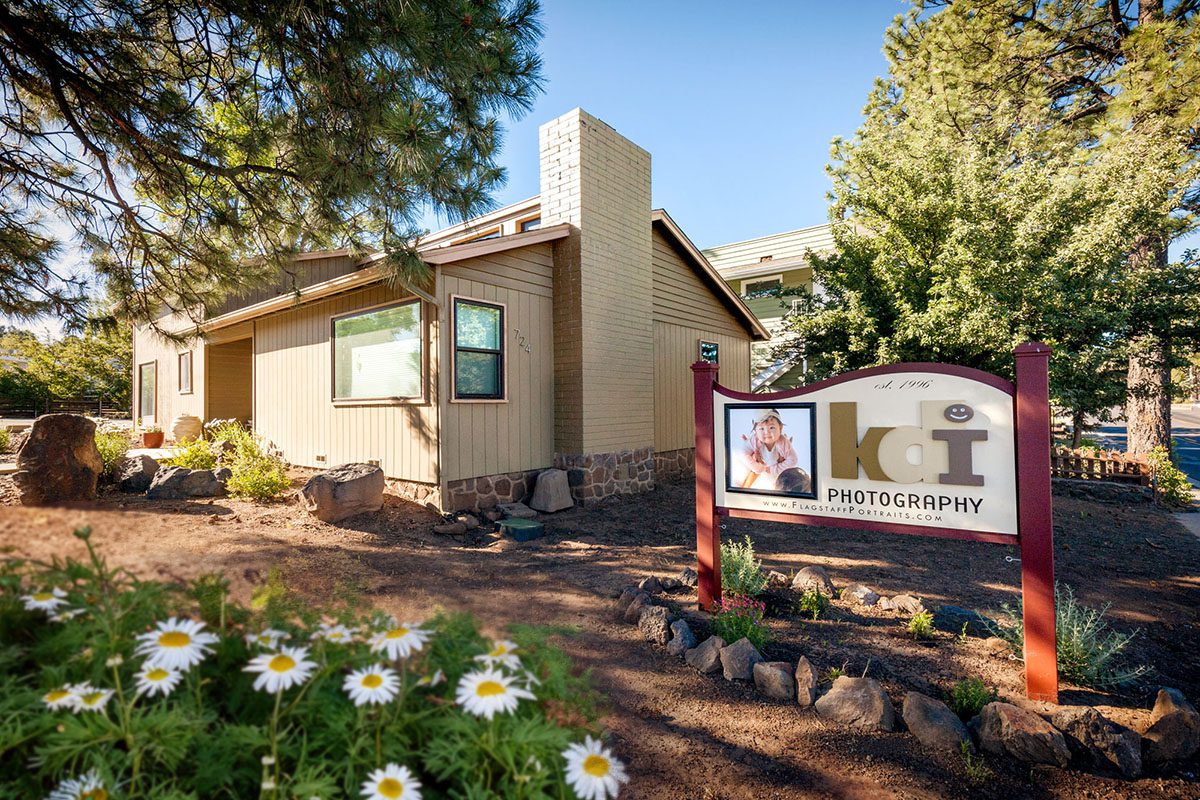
140, 423, 164, 448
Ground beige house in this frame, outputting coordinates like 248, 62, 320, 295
132, 109, 767, 511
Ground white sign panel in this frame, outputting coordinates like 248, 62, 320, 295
714, 370, 1018, 535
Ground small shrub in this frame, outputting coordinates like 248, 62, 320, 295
166, 436, 219, 469
207, 420, 292, 501
796, 587, 829, 620
720, 535, 767, 597
821, 665, 846, 684
960, 741, 993, 783
946, 677, 996, 720
907, 610, 935, 640
93, 427, 129, 476
0, 426, 10, 452
1147, 445, 1192, 506
987, 583, 1151, 688
711, 594, 770, 650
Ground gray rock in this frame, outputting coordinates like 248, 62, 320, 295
622, 591, 651, 623
299, 463, 384, 522
795, 656, 818, 707
902, 692, 973, 752
638, 605, 672, 645
1142, 687, 1200, 764
528, 468, 573, 513
791, 565, 835, 596
665, 619, 696, 657
118, 454, 159, 493
455, 513, 480, 530
1052, 706, 1141, 778
147, 466, 229, 499
433, 521, 468, 536
637, 576, 663, 594
753, 661, 795, 701
720, 637, 764, 681
498, 502, 538, 519
977, 702, 1070, 767
677, 567, 698, 587
684, 635, 726, 674
610, 586, 640, 621
482, 508, 504, 523
933, 605, 994, 637
766, 570, 790, 588
844, 584, 880, 607
885, 594, 926, 615
660, 577, 684, 591
13, 414, 104, 504
814, 676, 896, 731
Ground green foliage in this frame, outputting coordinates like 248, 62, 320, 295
1, 528, 609, 798
960, 740, 993, 783
710, 594, 769, 651
720, 535, 767, 598
796, 587, 829, 620
93, 426, 130, 477
0, 427, 9, 452
164, 437, 218, 470
0, 326, 132, 410
906, 610, 935, 641
204, 421, 292, 501
1147, 445, 1193, 506
821, 665, 845, 685
945, 678, 996, 721
988, 584, 1151, 689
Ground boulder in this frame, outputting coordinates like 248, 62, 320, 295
795, 656, 819, 707
638, 605, 672, 645
684, 635, 726, 674
622, 592, 652, 623
766, 570, 790, 588
720, 638, 764, 681
433, 521, 468, 536
146, 466, 229, 499
118, 454, 159, 493
977, 702, 1070, 768
498, 502, 538, 519
1142, 687, 1200, 764
677, 567, 698, 587
12, 414, 104, 504
1052, 706, 1141, 778
933, 605, 994, 637
882, 594, 925, 615
902, 693, 973, 753
528, 469, 573, 513
791, 565, 835, 596
454, 513, 480, 530
814, 676, 896, 731
299, 463, 384, 522
637, 576, 663, 594
660, 577, 684, 591
844, 584, 880, 607
753, 661, 796, 701
665, 619, 697, 657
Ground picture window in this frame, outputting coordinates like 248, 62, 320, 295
332, 301, 423, 401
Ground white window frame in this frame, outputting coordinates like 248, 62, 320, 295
330, 298, 425, 405
741, 273, 784, 297
449, 294, 508, 404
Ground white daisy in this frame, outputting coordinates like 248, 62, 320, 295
369, 621, 430, 660
46, 768, 108, 800
42, 687, 78, 711
360, 762, 422, 800
48, 607, 87, 624
312, 622, 355, 644
22, 587, 67, 613
562, 736, 629, 800
474, 640, 522, 670
455, 668, 536, 720
134, 617, 219, 671
244, 628, 288, 649
343, 664, 400, 706
416, 669, 445, 688
71, 684, 114, 713
134, 665, 182, 697
244, 645, 317, 693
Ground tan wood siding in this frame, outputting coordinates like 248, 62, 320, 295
253, 284, 439, 483
205, 338, 253, 423
131, 319, 206, 430
652, 231, 747, 337
438, 244, 555, 482
654, 322, 750, 452
208, 255, 362, 317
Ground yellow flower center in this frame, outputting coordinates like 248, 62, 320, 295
330, 631, 345, 639
490, 645, 509, 656
81, 692, 104, 706
583, 754, 610, 777
385, 628, 409, 639
45, 690, 70, 703
146, 669, 169, 682
362, 673, 384, 689
377, 777, 405, 798
268, 655, 296, 673
158, 631, 191, 648
81, 790, 108, 800
475, 680, 506, 697
33, 592, 54, 602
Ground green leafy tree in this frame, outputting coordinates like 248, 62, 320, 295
0, 0, 544, 330
26, 324, 132, 407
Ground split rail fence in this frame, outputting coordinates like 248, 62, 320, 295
1050, 447, 1150, 486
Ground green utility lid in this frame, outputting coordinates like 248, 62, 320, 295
498, 518, 544, 542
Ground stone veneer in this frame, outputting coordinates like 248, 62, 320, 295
442, 468, 542, 513
385, 479, 441, 510
555, 447, 655, 504
654, 448, 695, 481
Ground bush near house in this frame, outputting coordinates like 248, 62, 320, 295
93, 425, 130, 477
720, 535, 768, 598
162, 421, 291, 501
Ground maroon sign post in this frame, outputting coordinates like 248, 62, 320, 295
692, 344, 1058, 703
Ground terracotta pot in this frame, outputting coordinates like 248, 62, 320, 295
141, 431, 164, 448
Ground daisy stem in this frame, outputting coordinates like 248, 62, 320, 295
268, 688, 283, 795
374, 707, 383, 767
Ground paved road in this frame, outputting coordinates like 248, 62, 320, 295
1092, 404, 1200, 487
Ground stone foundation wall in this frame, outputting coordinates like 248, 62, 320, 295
385, 478, 441, 510
555, 447, 655, 504
654, 448, 695, 481
443, 468, 542, 513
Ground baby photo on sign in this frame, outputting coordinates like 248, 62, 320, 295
726, 403, 817, 498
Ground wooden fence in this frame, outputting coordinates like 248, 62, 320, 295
1050, 447, 1150, 486
0, 397, 128, 419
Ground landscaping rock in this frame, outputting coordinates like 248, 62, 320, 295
118, 454, 159, 493
933, 605, 994, 637
482, 508, 504, 523
844, 584, 880, 607
299, 463, 385, 522
498, 502, 538, 519
1052, 706, 1141, 778
766, 570, 790, 588
795, 657, 818, 707
883, 594, 925, 615
432, 521, 468, 536
720, 638, 764, 681
13, 414, 104, 504
455, 513, 480, 530
791, 565, 835, 596
753, 661, 796, 701
637, 576, 663, 594
814, 676, 896, 731
528, 468, 573, 512
660, 577, 684, 591
677, 567, 698, 587
902, 693, 973, 753
638, 605, 672, 645
665, 619, 696, 657
684, 635, 726, 674
610, 586, 640, 620
977, 702, 1070, 768
147, 466, 229, 499
1142, 687, 1200, 764
622, 592, 652, 623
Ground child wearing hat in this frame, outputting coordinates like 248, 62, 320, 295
736, 408, 799, 490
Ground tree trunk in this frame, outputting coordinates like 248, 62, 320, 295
1071, 411, 1084, 449
1125, 236, 1172, 455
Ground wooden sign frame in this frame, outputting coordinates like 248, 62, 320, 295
691, 343, 1058, 702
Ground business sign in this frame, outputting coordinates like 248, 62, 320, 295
692, 345, 1058, 702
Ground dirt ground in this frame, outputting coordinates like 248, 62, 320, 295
1, 474, 1198, 799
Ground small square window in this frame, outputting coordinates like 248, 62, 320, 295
178, 351, 193, 394
699, 340, 719, 364
519, 217, 541, 232
742, 277, 782, 298
453, 298, 505, 400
